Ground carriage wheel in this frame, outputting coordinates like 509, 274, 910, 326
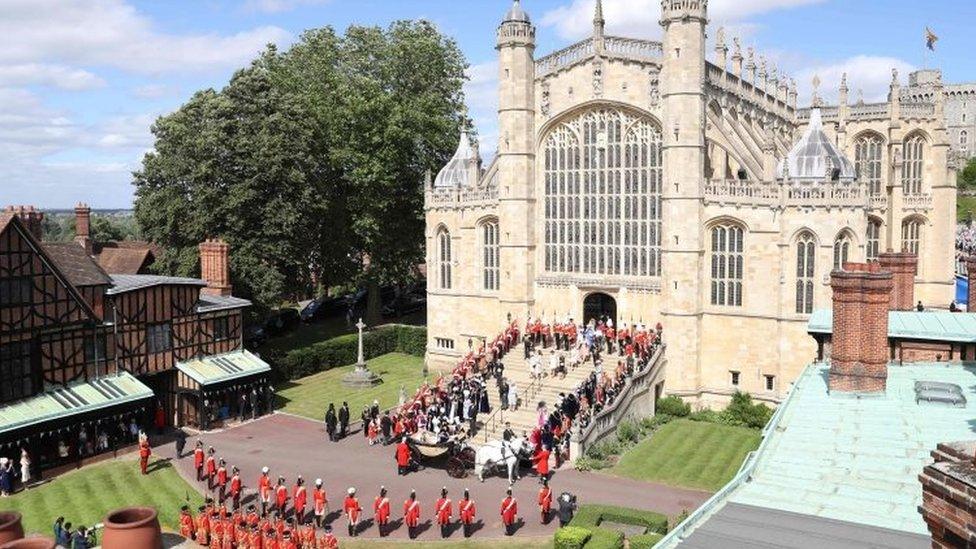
458, 447, 477, 467
447, 457, 467, 478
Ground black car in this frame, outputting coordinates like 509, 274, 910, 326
264, 308, 301, 336
300, 296, 347, 322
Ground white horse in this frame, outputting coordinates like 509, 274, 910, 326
475, 437, 529, 483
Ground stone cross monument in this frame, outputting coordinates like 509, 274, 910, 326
342, 318, 383, 388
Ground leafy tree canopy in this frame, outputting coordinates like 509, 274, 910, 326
959, 157, 976, 191
133, 21, 469, 316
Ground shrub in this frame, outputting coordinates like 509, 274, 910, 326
687, 409, 722, 424
554, 526, 592, 549
574, 455, 610, 472
392, 324, 427, 357
656, 395, 690, 417
629, 533, 664, 549
584, 527, 624, 549
616, 420, 640, 444
639, 414, 673, 432
570, 504, 669, 535
723, 391, 773, 429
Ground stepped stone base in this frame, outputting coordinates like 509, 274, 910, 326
342, 365, 383, 388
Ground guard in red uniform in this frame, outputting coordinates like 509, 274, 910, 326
395, 437, 411, 475
312, 478, 328, 528
179, 505, 195, 541
216, 459, 228, 503
538, 477, 553, 524
229, 467, 243, 511
194, 441, 205, 481
205, 447, 218, 491
138, 438, 151, 475
247, 524, 262, 549
292, 476, 307, 523
533, 446, 551, 481
317, 525, 338, 549
404, 490, 422, 539
373, 486, 391, 537
435, 487, 452, 538
279, 530, 297, 549
500, 487, 518, 536
459, 489, 476, 538
343, 487, 362, 537
258, 467, 272, 517
275, 477, 289, 517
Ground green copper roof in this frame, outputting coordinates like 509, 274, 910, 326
808, 309, 976, 343
730, 362, 976, 534
176, 350, 270, 387
0, 372, 153, 436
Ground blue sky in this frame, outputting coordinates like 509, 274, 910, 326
1, 0, 973, 209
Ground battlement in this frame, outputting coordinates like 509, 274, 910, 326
660, 0, 707, 20
497, 20, 535, 46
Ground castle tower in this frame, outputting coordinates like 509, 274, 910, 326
660, 0, 708, 394
496, 0, 536, 317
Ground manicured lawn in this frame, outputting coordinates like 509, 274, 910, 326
610, 419, 761, 491
959, 194, 976, 222
342, 539, 551, 549
4, 458, 203, 536
275, 352, 438, 420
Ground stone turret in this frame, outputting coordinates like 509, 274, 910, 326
829, 262, 893, 393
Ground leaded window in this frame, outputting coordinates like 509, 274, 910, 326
866, 219, 881, 261
0, 340, 32, 403
795, 232, 815, 314
481, 220, 499, 291
833, 234, 852, 271
903, 135, 924, 195
902, 218, 922, 255
854, 134, 884, 197
437, 228, 452, 289
147, 322, 172, 354
710, 224, 744, 307
543, 108, 662, 277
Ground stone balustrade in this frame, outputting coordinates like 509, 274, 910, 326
902, 102, 936, 118
604, 36, 662, 61
424, 186, 499, 209
702, 179, 865, 209
849, 102, 890, 119
535, 36, 661, 78
868, 194, 888, 210
903, 192, 933, 210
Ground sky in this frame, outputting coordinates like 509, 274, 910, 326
1, 0, 973, 209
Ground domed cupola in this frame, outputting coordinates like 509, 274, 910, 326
777, 109, 856, 183
433, 130, 481, 188
504, 0, 531, 23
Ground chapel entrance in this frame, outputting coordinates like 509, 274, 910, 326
583, 292, 617, 327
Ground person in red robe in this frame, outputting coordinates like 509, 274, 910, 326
459, 489, 476, 538
138, 438, 151, 475
312, 478, 328, 528
435, 487, 452, 538
179, 505, 195, 541
395, 437, 412, 475
404, 490, 422, 539
196, 505, 211, 547
279, 530, 297, 549
538, 477, 553, 524
343, 487, 362, 537
317, 525, 338, 549
533, 446, 551, 482
246, 524, 262, 549
500, 487, 518, 536
229, 467, 242, 511
275, 477, 289, 517
292, 476, 307, 524
194, 441, 205, 482
373, 486, 391, 537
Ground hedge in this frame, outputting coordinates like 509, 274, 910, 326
629, 532, 664, 549
554, 526, 592, 549
555, 504, 668, 549
270, 325, 427, 381
584, 528, 624, 549
570, 504, 669, 535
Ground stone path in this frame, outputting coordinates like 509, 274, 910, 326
158, 413, 710, 542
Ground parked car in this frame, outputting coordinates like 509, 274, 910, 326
299, 296, 347, 322
264, 308, 301, 336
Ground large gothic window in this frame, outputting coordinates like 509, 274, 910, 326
902, 218, 922, 256
833, 233, 852, 271
854, 134, 884, 197
903, 135, 925, 195
543, 107, 662, 277
866, 219, 882, 261
481, 220, 499, 291
437, 228, 452, 289
710, 223, 744, 307
795, 232, 816, 314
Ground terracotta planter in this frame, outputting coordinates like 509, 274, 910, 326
0, 512, 24, 546
0, 536, 55, 549
101, 507, 162, 549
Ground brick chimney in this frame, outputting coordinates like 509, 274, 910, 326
967, 256, 976, 312
877, 250, 917, 311
74, 202, 92, 255
199, 238, 232, 297
4, 205, 44, 240
829, 262, 893, 393
919, 440, 976, 547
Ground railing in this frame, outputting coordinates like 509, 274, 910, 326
535, 36, 661, 78
535, 39, 595, 77
785, 184, 863, 207
573, 344, 666, 457
604, 36, 662, 61
902, 102, 935, 118
425, 185, 498, 208
849, 102, 889, 119
903, 192, 933, 210
479, 373, 542, 443
654, 363, 812, 548
702, 179, 780, 207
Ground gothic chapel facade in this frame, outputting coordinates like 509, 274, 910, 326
425, 0, 957, 406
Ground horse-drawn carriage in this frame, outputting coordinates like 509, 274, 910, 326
406, 433, 476, 478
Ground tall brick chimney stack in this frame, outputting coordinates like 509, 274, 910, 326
967, 256, 976, 312
74, 202, 92, 255
829, 262, 893, 393
4, 205, 44, 240
199, 238, 232, 297
877, 250, 917, 311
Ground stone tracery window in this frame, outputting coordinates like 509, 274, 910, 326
543, 107, 662, 277
710, 223, 743, 307
833, 233, 852, 271
902, 218, 922, 256
854, 134, 884, 197
437, 227, 452, 289
866, 218, 881, 261
481, 219, 499, 291
795, 232, 816, 314
903, 134, 925, 195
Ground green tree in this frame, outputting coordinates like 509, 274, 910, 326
959, 157, 976, 191
90, 216, 129, 244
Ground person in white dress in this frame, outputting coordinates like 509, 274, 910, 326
508, 381, 519, 412
19, 449, 30, 486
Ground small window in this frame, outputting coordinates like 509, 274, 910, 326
0, 278, 33, 307
147, 323, 172, 354
0, 340, 33, 402
764, 375, 775, 391
84, 334, 107, 365
730, 371, 740, 387
435, 338, 455, 350
213, 316, 230, 341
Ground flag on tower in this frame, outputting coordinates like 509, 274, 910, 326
925, 27, 939, 51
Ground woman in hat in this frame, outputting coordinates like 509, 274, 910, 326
0, 457, 13, 497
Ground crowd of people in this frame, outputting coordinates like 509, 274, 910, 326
957, 223, 976, 257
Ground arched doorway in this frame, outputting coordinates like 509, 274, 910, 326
583, 292, 617, 327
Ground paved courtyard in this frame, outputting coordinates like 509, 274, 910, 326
158, 413, 710, 542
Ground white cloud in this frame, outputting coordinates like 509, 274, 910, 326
0, 0, 291, 74
0, 64, 105, 90
131, 83, 174, 100
541, 0, 824, 40
793, 55, 915, 105
242, 0, 332, 14
464, 61, 499, 160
